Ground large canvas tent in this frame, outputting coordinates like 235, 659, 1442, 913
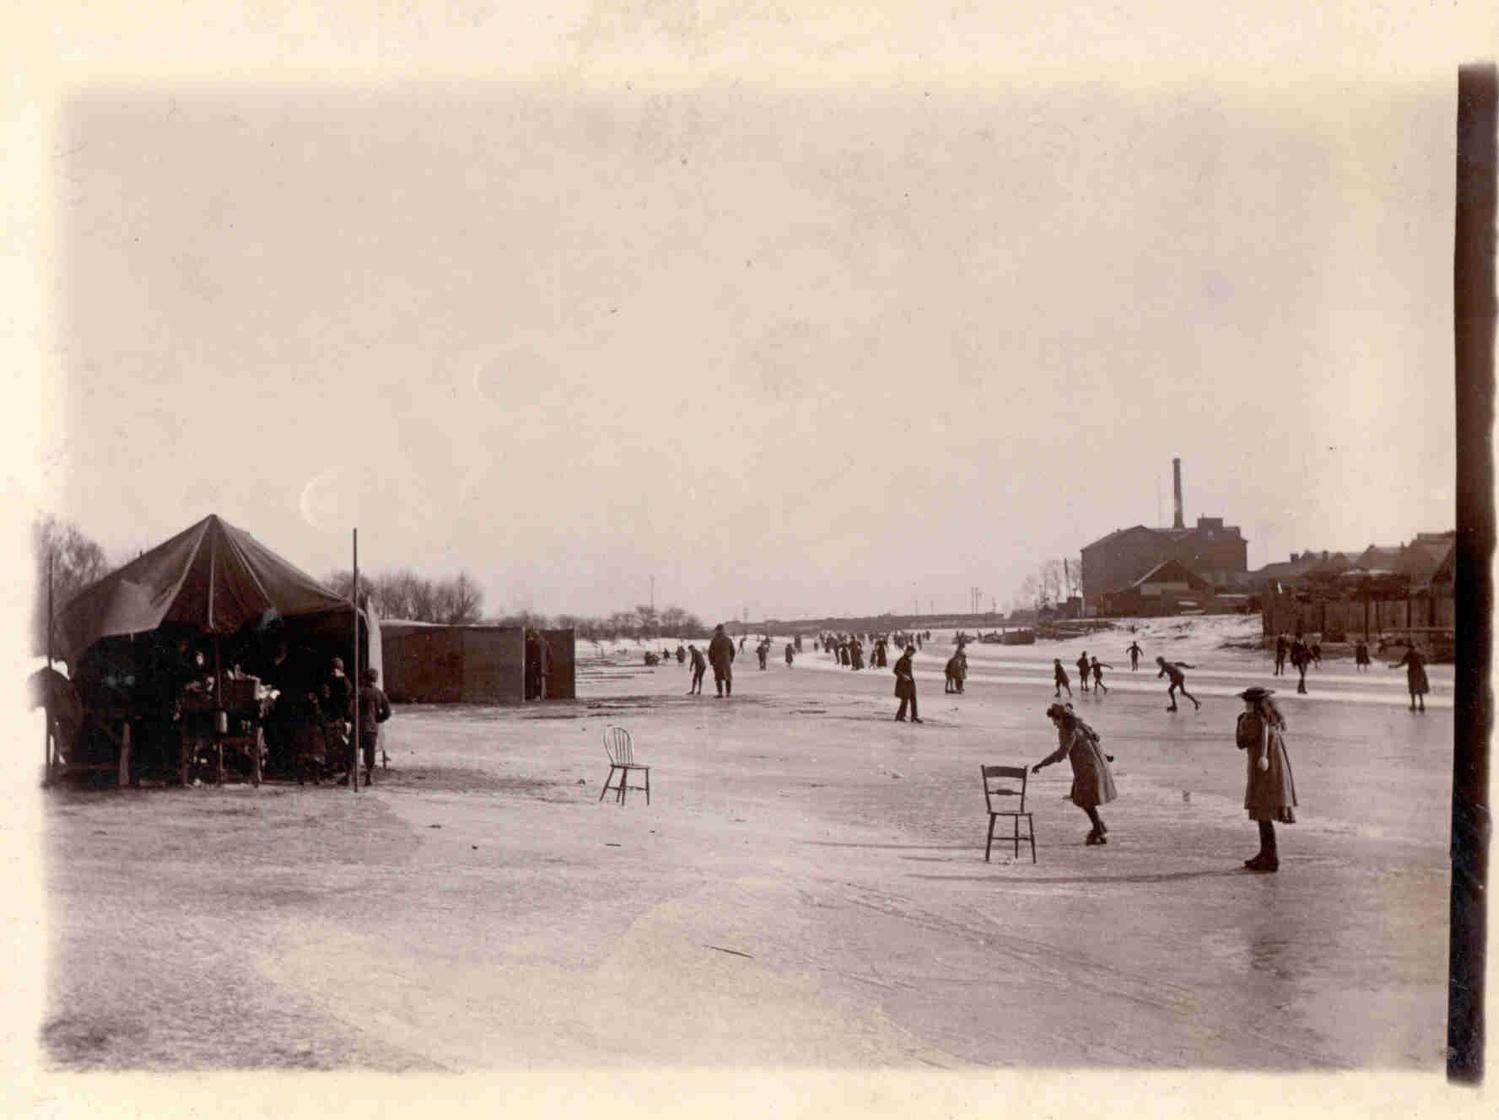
54, 513, 379, 674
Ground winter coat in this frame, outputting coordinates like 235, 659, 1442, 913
1237, 710, 1298, 823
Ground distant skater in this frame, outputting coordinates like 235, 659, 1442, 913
1392, 642, 1430, 712
1354, 640, 1371, 671
1076, 652, 1091, 693
1309, 642, 1322, 668
756, 640, 769, 670
795, 634, 803, 653
1053, 659, 1072, 699
1033, 703, 1117, 845
1155, 656, 1200, 712
687, 645, 707, 694
1273, 634, 1288, 677
1126, 641, 1143, 671
850, 637, 865, 671
676, 644, 686, 665
785, 643, 794, 667
945, 651, 967, 694
709, 624, 736, 698
1090, 657, 1111, 695
1289, 639, 1309, 695
893, 644, 921, 723
1236, 687, 1297, 873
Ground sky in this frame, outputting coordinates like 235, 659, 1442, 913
41, 77, 1459, 623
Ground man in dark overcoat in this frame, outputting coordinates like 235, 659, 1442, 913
708, 624, 736, 698
893, 644, 921, 723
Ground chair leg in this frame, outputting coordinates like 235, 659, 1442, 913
985, 815, 995, 862
1013, 815, 1020, 859
1028, 815, 1037, 863
600, 766, 617, 802
618, 768, 627, 805
644, 768, 650, 806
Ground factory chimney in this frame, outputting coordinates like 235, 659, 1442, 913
1171, 458, 1184, 529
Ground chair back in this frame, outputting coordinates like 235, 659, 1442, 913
603, 725, 634, 766
981, 764, 1029, 814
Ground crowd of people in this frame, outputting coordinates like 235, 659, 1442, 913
635, 623, 1440, 872
63, 628, 392, 787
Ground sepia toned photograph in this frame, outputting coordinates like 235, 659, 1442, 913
4, 5, 1496, 1118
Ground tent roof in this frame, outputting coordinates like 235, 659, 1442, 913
55, 514, 353, 662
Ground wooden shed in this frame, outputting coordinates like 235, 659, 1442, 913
379, 622, 575, 704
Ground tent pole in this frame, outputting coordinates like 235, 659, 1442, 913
352, 527, 359, 794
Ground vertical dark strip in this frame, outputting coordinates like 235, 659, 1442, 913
1451, 61, 1496, 1086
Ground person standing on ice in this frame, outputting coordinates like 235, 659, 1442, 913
1155, 656, 1201, 712
686, 644, 707, 694
784, 642, 794, 667
1090, 657, 1111, 695
1033, 703, 1117, 845
1289, 639, 1310, 695
1076, 651, 1091, 693
1236, 687, 1297, 872
756, 640, 769, 670
1273, 634, 1288, 676
1392, 641, 1430, 712
893, 644, 921, 723
1053, 659, 1072, 699
1125, 640, 1143, 671
708, 624, 736, 698
1354, 639, 1371, 671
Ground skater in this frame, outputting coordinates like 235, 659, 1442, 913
1236, 686, 1297, 873
687, 645, 707, 694
1053, 659, 1072, 699
850, 636, 865, 671
756, 640, 769, 670
1033, 703, 1117, 845
893, 644, 921, 722
1155, 656, 1200, 712
1125, 640, 1143, 671
1273, 634, 1288, 676
1289, 638, 1310, 694
1354, 640, 1371, 671
1076, 651, 1091, 693
794, 634, 803, 653
676, 644, 686, 665
838, 639, 850, 667
944, 651, 966, 693
708, 624, 736, 698
1309, 641, 1323, 668
1392, 641, 1430, 712
784, 643, 795, 667
1090, 657, 1112, 695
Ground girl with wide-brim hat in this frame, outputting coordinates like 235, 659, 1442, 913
1236, 687, 1298, 871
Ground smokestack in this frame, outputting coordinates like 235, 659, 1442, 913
1171, 458, 1184, 529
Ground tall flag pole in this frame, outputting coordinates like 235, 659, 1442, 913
352, 527, 360, 794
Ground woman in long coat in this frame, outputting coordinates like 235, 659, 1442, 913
1392, 643, 1430, 712
1236, 686, 1297, 872
1033, 703, 1117, 845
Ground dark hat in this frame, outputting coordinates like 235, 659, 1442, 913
1238, 686, 1274, 701
1045, 702, 1069, 720
905, 644, 916, 653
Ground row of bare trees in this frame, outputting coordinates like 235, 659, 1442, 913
324, 569, 485, 626
1010, 555, 1084, 612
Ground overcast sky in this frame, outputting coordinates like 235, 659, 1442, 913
43, 77, 1457, 622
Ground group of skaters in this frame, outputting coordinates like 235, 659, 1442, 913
1046, 642, 1200, 712
1272, 631, 1431, 710
813, 630, 929, 671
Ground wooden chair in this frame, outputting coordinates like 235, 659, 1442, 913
600, 725, 651, 806
982, 764, 1036, 863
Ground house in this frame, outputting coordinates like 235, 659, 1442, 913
1097, 559, 1218, 617
1080, 517, 1248, 611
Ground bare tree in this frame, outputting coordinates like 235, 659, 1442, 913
34, 516, 112, 654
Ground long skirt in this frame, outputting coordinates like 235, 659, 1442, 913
1245, 728, 1298, 823
1067, 736, 1117, 808
1407, 664, 1430, 696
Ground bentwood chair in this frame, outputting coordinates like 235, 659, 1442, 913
981, 764, 1036, 863
600, 725, 651, 806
